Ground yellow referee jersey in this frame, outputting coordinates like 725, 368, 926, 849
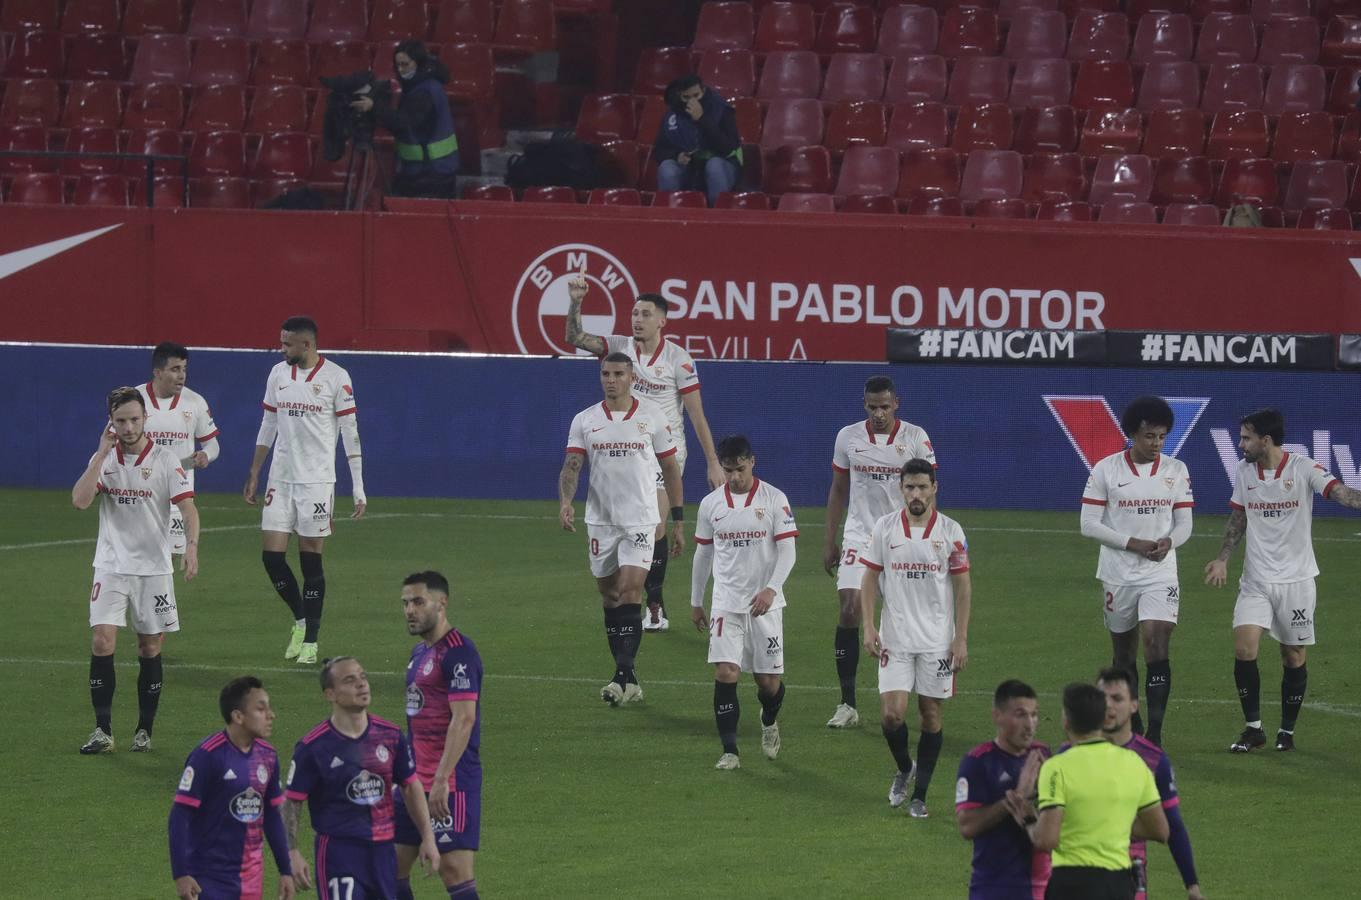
1037, 739, 1160, 870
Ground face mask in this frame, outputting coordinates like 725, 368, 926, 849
399, 69, 416, 81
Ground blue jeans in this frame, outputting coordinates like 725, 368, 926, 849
657, 156, 741, 207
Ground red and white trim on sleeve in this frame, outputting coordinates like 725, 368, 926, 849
861, 559, 884, 572
1080, 497, 1107, 506
1323, 479, 1341, 498
1229, 501, 1245, 511
693, 536, 713, 545
831, 463, 849, 473
678, 383, 701, 394
335, 407, 357, 416
774, 531, 799, 541
261, 402, 277, 412
566, 447, 586, 455
195, 429, 220, 441
1172, 501, 1194, 510
656, 446, 678, 460
170, 491, 195, 504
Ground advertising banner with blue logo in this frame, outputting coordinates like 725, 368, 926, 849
2, 344, 1358, 519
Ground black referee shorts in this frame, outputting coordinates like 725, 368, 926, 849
1045, 866, 1136, 900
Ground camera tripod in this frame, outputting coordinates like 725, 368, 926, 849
342, 138, 379, 211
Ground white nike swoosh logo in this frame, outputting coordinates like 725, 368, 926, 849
0, 225, 122, 281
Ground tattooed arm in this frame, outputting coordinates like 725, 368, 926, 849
1204, 507, 1247, 587
1328, 483, 1361, 511
559, 452, 584, 532
564, 275, 608, 356
282, 800, 312, 890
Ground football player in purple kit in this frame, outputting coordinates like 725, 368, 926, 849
955, 680, 1051, 900
170, 676, 295, 900
395, 571, 483, 900
283, 657, 440, 900
1095, 668, 1204, 900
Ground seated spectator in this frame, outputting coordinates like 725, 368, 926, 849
1223, 204, 1262, 227
654, 75, 742, 207
352, 40, 459, 198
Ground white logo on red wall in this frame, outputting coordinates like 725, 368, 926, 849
512, 244, 640, 355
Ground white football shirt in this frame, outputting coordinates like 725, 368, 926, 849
1082, 450, 1194, 586
694, 477, 798, 614
832, 419, 937, 544
260, 357, 357, 484
1230, 452, 1340, 583
566, 396, 677, 527
93, 441, 193, 576
603, 335, 700, 455
861, 508, 969, 653
138, 383, 219, 491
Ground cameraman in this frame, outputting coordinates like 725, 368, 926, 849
654, 75, 742, 207
351, 40, 460, 198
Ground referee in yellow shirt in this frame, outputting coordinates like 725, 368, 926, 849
1028, 683, 1169, 900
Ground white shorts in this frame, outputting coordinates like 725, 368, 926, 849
586, 524, 655, 578
1103, 581, 1180, 632
653, 447, 687, 488
260, 481, 334, 538
90, 570, 180, 634
1233, 577, 1316, 646
836, 542, 869, 592
168, 503, 186, 554
878, 648, 955, 699
706, 608, 785, 674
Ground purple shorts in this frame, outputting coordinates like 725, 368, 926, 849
392, 783, 481, 853
314, 834, 397, 900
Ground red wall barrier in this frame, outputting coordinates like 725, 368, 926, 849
3, 202, 1359, 359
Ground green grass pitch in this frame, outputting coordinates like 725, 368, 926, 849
1, 490, 1359, 898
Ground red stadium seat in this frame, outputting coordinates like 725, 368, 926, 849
1072, 61, 1135, 111
1263, 65, 1326, 116
1078, 107, 1143, 154
815, 4, 878, 55
693, 2, 756, 51
253, 41, 310, 87
1035, 198, 1093, 219
947, 56, 1011, 106
463, 184, 514, 201
0, 78, 60, 126
897, 147, 962, 198
249, 177, 303, 207
8, 171, 65, 203
878, 6, 939, 57
1296, 208, 1354, 230
938, 8, 1001, 58
1318, 0, 1361, 18
1192, 0, 1247, 22
1161, 202, 1220, 225
952, 102, 1014, 151
313, 42, 374, 81
123, 0, 185, 35
248, 0, 309, 41
835, 145, 901, 194
756, 2, 817, 53
5, 30, 65, 79
1024, 151, 1086, 201
885, 55, 949, 104
1201, 63, 1264, 112
1002, 0, 1063, 20
587, 187, 642, 205
699, 48, 758, 98
1089, 152, 1153, 203
633, 47, 691, 94
575, 94, 638, 143
191, 176, 252, 208
822, 53, 887, 102
74, 173, 131, 206
1143, 107, 1205, 157
0, 124, 53, 174
1215, 157, 1278, 205
62, 81, 123, 129
652, 190, 708, 208
247, 85, 308, 133
1098, 200, 1158, 223
596, 139, 643, 188
1195, 14, 1256, 65
1249, 0, 1309, 25
841, 193, 898, 213
189, 129, 246, 177
715, 190, 773, 209
123, 127, 186, 176
906, 194, 965, 215
1151, 155, 1214, 203
761, 98, 826, 151
973, 197, 1030, 217
60, 0, 119, 35
887, 101, 950, 150
1272, 111, 1335, 164
435, 0, 494, 43
1283, 159, 1348, 209
1131, 14, 1194, 63
765, 144, 834, 193
1010, 57, 1073, 108
125, 83, 185, 130
777, 191, 837, 212
190, 37, 252, 86
309, 0, 369, 42
1136, 61, 1200, 110
521, 185, 578, 202
186, 84, 247, 132
61, 125, 120, 175
758, 51, 822, 99
1206, 109, 1269, 159
1005, 10, 1068, 60
1015, 104, 1080, 152
1067, 12, 1130, 61
1339, 111, 1361, 162
2, 0, 57, 32
1321, 17, 1361, 66
960, 148, 1024, 201
1257, 16, 1320, 66
130, 34, 192, 84
1326, 67, 1361, 116
371, 0, 431, 42
731, 96, 764, 145
825, 99, 888, 152
187, 0, 248, 38
252, 131, 312, 179
444, 43, 496, 102
66, 33, 131, 81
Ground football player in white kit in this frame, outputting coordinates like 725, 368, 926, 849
564, 275, 723, 634
1205, 408, 1361, 753
72, 387, 200, 755
1079, 396, 1194, 747
823, 376, 936, 729
244, 317, 365, 666
690, 436, 797, 770
559, 353, 684, 706
137, 342, 220, 559
861, 458, 970, 819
